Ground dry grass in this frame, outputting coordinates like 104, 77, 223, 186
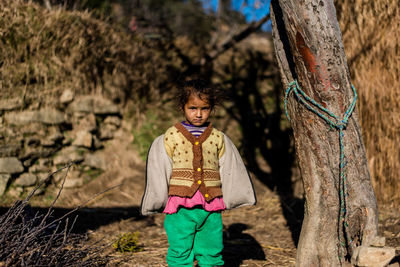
0, 165, 108, 266
336, 0, 400, 206
0, 0, 177, 106
88, 177, 297, 266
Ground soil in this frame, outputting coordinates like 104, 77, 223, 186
2, 124, 400, 266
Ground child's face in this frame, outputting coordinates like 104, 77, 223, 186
183, 94, 211, 126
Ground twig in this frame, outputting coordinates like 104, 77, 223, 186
206, 14, 271, 61
0, 163, 116, 266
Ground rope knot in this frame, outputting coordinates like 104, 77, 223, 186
337, 119, 348, 129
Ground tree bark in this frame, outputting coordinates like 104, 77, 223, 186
269, 0, 378, 265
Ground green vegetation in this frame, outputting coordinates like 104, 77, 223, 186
132, 107, 178, 161
82, 168, 103, 184
113, 232, 143, 253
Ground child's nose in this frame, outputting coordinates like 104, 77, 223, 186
196, 109, 202, 117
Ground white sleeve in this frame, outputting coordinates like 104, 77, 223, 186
220, 134, 256, 209
140, 134, 172, 215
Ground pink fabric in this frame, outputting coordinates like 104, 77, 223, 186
163, 190, 226, 214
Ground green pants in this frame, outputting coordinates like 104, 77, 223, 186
164, 207, 224, 267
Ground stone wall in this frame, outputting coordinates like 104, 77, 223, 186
0, 90, 122, 196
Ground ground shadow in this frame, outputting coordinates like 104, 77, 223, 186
222, 223, 266, 267
0, 205, 144, 234
389, 256, 400, 265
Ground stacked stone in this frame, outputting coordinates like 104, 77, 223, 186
0, 89, 122, 196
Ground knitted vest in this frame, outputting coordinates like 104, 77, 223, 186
164, 122, 225, 202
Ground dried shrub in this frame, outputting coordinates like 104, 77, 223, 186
336, 0, 400, 206
0, 0, 180, 106
0, 165, 108, 266
112, 231, 143, 253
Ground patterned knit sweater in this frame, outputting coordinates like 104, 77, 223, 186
164, 122, 225, 202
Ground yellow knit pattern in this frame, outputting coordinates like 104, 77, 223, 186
163, 126, 225, 170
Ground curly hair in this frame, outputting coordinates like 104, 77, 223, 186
176, 79, 225, 110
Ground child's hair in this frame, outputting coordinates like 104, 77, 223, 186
176, 79, 225, 110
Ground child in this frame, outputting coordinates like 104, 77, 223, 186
141, 79, 256, 267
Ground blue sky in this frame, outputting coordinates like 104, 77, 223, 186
201, 0, 271, 31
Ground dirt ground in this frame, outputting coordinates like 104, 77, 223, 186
7, 124, 400, 266
48, 124, 294, 266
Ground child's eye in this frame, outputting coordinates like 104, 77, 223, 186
202, 107, 210, 110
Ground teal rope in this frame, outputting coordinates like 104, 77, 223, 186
284, 80, 357, 260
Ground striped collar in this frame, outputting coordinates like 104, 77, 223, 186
174, 122, 213, 145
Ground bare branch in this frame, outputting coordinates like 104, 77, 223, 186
206, 14, 271, 62
0, 163, 117, 266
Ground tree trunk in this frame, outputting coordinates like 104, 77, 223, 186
269, 0, 378, 265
